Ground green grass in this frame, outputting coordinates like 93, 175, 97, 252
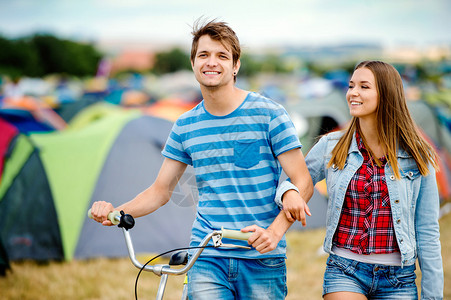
2, 212, 450, 299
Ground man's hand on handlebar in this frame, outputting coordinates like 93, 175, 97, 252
90, 201, 116, 226
240, 225, 281, 254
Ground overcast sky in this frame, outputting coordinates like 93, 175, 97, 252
0, 0, 450, 50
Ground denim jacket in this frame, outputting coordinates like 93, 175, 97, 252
276, 131, 443, 299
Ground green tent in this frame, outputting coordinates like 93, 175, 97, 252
0, 133, 63, 263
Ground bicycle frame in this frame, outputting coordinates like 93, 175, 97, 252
123, 227, 218, 299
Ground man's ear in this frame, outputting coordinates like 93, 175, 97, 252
234, 59, 241, 74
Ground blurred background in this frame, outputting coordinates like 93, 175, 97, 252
1, 0, 451, 298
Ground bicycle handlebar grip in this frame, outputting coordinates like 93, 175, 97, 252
87, 209, 120, 225
221, 227, 253, 240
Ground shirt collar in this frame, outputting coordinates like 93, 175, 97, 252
354, 130, 387, 164
355, 130, 365, 152
347, 130, 412, 159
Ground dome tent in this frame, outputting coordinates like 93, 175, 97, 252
0, 119, 63, 270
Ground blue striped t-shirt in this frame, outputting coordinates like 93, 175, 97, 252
162, 92, 301, 258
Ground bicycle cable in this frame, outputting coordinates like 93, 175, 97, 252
134, 245, 215, 300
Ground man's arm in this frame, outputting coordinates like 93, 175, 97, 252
241, 148, 313, 253
90, 158, 187, 226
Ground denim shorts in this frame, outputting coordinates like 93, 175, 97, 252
187, 256, 287, 299
323, 254, 418, 299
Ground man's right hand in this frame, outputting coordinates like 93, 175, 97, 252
90, 201, 116, 226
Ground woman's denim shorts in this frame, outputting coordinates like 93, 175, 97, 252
323, 254, 418, 299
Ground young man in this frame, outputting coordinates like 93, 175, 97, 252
90, 19, 313, 299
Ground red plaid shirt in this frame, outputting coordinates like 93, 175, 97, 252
333, 131, 399, 254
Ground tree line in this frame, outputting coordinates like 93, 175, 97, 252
0, 34, 102, 78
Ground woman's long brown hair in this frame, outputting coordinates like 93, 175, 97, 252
327, 60, 438, 179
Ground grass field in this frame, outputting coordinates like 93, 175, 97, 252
2, 211, 450, 299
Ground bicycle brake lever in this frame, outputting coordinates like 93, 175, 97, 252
220, 243, 251, 249
212, 234, 251, 249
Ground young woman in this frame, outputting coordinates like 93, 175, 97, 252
277, 60, 443, 299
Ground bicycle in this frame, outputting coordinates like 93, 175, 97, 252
88, 209, 252, 300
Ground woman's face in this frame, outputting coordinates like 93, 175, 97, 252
346, 67, 379, 121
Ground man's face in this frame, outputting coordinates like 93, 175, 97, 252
191, 35, 239, 90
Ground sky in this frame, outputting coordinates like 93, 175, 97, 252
0, 0, 450, 51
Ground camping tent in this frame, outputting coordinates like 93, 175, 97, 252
286, 88, 350, 151
0, 108, 55, 134
1, 96, 67, 131
407, 100, 451, 200
143, 98, 198, 122
0, 119, 64, 266
0, 118, 17, 273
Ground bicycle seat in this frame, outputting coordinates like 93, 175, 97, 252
169, 250, 188, 266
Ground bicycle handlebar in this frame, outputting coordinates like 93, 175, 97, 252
87, 209, 252, 240
221, 227, 253, 240
87, 209, 121, 225
87, 210, 252, 277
